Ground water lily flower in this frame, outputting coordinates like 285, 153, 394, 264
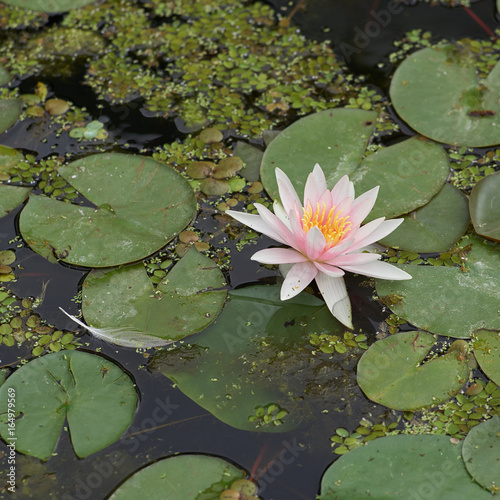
227, 164, 411, 328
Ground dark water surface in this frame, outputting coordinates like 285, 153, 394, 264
0, 1, 498, 499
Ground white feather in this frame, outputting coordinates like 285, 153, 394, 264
59, 307, 173, 349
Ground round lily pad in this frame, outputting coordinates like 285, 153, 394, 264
151, 285, 340, 432
261, 108, 378, 200
19, 153, 196, 267
260, 110, 450, 222
0, 98, 21, 136
379, 183, 470, 252
0, 185, 32, 216
0, 145, 23, 174
81, 247, 227, 346
469, 172, 500, 242
390, 45, 500, 147
376, 236, 500, 338
0, 350, 137, 460
357, 331, 468, 410
319, 434, 492, 500
1, 0, 97, 12
350, 136, 450, 222
472, 329, 500, 386
109, 455, 245, 500
462, 416, 500, 493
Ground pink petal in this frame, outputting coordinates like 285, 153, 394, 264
305, 226, 327, 260
315, 274, 353, 328
324, 252, 381, 267
251, 248, 308, 264
275, 168, 303, 216
273, 200, 291, 230
349, 186, 379, 227
227, 210, 289, 245
314, 262, 345, 277
304, 163, 327, 205
280, 261, 318, 300
339, 260, 412, 280
342, 218, 404, 254
287, 203, 308, 254
254, 203, 296, 247
330, 175, 351, 207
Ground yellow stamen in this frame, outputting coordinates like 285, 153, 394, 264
302, 202, 352, 249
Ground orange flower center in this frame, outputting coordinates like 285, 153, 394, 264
302, 202, 352, 248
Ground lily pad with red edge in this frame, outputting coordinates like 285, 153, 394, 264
260, 109, 450, 222
81, 247, 227, 346
0, 0, 97, 12
150, 285, 344, 432
109, 455, 245, 500
390, 45, 500, 147
472, 329, 500, 386
376, 236, 500, 339
19, 152, 196, 268
469, 172, 500, 242
0, 350, 137, 461
462, 416, 500, 494
0, 185, 32, 216
357, 331, 469, 411
319, 434, 492, 500
379, 183, 470, 252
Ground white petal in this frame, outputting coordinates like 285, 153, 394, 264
346, 218, 404, 253
280, 261, 317, 300
251, 247, 308, 264
275, 168, 303, 216
226, 210, 288, 244
255, 203, 297, 247
339, 260, 412, 280
315, 274, 353, 329
304, 163, 327, 204
279, 263, 293, 278
273, 200, 292, 230
326, 252, 381, 267
314, 262, 345, 277
330, 175, 351, 206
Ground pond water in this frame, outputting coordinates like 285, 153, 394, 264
0, 1, 499, 499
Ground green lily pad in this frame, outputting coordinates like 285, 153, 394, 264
350, 136, 450, 222
0, 185, 32, 216
0, 0, 97, 13
379, 183, 470, 252
357, 331, 468, 410
472, 329, 500, 386
260, 110, 449, 222
0, 98, 21, 136
376, 236, 500, 338
109, 455, 245, 500
319, 434, 492, 500
0, 351, 137, 460
151, 285, 341, 432
0, 145, 23, 174
469, 172, 500, 242
462, 416, 500, 493
261, 108, 377, 200
0, 65, 12, 87
81, 247, 227, 346
19, 153, 196, 267
233, 141, 263, 182
390, 45, 500, 147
